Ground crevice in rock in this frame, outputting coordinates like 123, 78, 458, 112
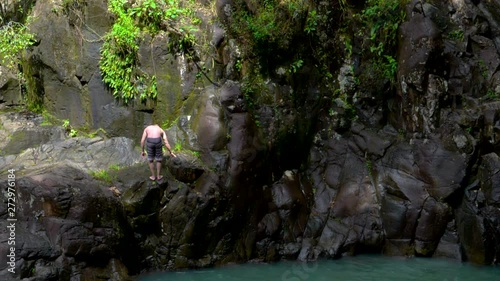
136, 108, 154, 114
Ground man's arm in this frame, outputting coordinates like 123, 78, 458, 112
161, 129, 176, 157
161, 129, 172, 152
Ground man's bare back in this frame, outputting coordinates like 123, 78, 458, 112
144, 125, 164, 138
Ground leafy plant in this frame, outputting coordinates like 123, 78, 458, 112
99, 0, 201, 104
360, 0, 406, 56
109, 164, 122, 171
62, 119, 78, 137
174, 142, 182, 152
288, 59, 303, 74
340, 0, 406, 89
246, 6, 276, 41
382, 55, 397, 82
398, 129, 406, 139
90, 169, 114, 183
447, 29, 464, 41
343, 36, 353, 58
304, 10, 320, 34
0, 21, 36, 103
172, 141, 200, 157
62, 119, 70, 130
241, 70, 273, 109
365, 159, 373, 176
235, 59, 242, 72
328, 108, 335, 117
129, 0, 165, 33
100, 2, 140, 103
486, 89, 499, 100
0, 22, 36, 70
478, 60, 489, 79
40, 110, 58, 126
228, 0, 310, 58
87, 128, 108, 138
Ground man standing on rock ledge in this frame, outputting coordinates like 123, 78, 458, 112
141, 124, 176, 181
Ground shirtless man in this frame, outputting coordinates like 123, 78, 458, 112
140, 124, 176, 180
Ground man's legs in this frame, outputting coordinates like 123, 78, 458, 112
148, 161, 156, 180
156, 161, 162, 180
154, 141, 164, 180
146, 139, 163, 180
146, 139, 157, 180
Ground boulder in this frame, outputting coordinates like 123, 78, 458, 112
0, 111, 65, 156
0, 163, 135, 279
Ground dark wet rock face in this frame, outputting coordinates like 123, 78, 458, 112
1, 0, 500, 280
0, 66, 22, 106
456, 153, 500, 264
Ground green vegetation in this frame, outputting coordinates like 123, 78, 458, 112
486, 89, 499, 101
41, 113, 108, 138
225, 0, 342, 127
40, 110, 59, 126
90, 169, 115, 184
242, 71, 271, 105
478, 60, 489, 79
225, 0, 317, 89
0, 21, 35, 71
288, 59, 303, 74
99, 0, 202, 104
398, 129, 406, 140
88, 164, 124, 185
174, 142, 182, 152
316, 0, 408, 120
0, 2, 39, 112
62, 119, 70, 129
234, 2, 278, 44
109, 164, 122, 171
365, 159, 373, 176
86, 128, 109, 138
352, 0, 407, 83
382, 55, 398, 83
229, 0, 313, 50
69, 129, 78, 137
304, 10, 320, 35
62, 119, 78, 137
361, 0, 404, 55
100, 0, 148, 103
0, 20, 37, 110
446, 29, 464, 41
173, 141, 200, 157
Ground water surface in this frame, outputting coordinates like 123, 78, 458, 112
139, 255, 500, 281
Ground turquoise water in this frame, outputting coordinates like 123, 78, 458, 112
138, 255, 500, 281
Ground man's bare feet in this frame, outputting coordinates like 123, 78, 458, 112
149, 176, 156, 180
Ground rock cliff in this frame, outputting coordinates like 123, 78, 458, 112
0, 0, 499, 280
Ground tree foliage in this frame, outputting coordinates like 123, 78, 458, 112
0, 21, 35, 71
99, 0, 201, 104
352, 0, 407, 83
